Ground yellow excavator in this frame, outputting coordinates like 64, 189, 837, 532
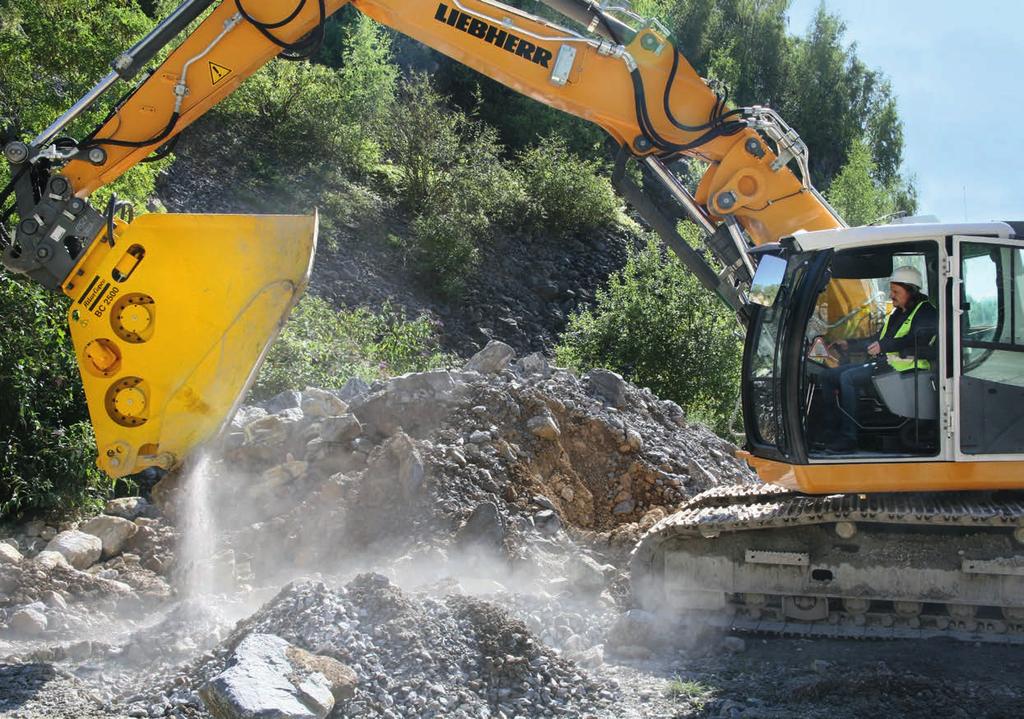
3, 0, 1023, 640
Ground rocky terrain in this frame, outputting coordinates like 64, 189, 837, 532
156, 124, 639, 358
2, 345, 1022, 719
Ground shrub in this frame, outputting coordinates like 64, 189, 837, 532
213, 17, 396, 184
515, 133, 620, 237
251, 294, 452, 400
388, 75, 526, 294
0, 274, 107, 519
555, 230, 741, 433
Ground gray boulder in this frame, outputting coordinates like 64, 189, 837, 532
45, 530, 102, 570
104, 496, 151, 520
466, 340, 515, 374
336, 376, 370, 403
80, 515, 138, 558
320, 414, 362, 444
0, 541, 22, 565
566, 554, 612, 594
301, 388, 348, 419
9, 605, 48, 636
265, 390, 302, 413
200, 633, 355, 719
457, 502, 506, 549
515, 352, 551, 378
586, 369, 628, 408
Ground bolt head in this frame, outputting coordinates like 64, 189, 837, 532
49, 176, 69, 195
3, 141, 28, 164
633, 135, 652, 152
87, 147, 107, 165
717, 191, 737, 210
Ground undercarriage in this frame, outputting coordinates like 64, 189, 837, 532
631, 484, 1024, 643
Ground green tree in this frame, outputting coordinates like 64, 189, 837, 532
0, 274, 106, 518
826, 139, 915, 226
556, 231, 741, 433
1, 0, 168, 210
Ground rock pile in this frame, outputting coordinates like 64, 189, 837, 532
147, 341, 751, 594
0, 345, 758, 718
156, 575, 615, 719
0, 497, 176, 657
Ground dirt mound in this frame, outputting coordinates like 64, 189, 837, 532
149, 346, 753, 592
153, 575, 614, 718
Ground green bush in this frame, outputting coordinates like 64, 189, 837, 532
515, 134, 620, 237
555, 231, 741, 433
251, 294, 452, 400
212, 17, 395, 184
0, 274, 107, 519
388, 75, 526, 294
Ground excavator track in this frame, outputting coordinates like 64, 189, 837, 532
631, 485, 1024, 643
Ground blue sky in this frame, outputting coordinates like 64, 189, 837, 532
786, 0, 1023, 222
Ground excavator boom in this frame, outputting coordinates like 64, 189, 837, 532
2, 0, 847, 478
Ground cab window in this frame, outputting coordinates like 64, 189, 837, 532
959, 242, 1024, 455
802, 242, 940, 457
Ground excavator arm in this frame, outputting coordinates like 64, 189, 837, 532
1, 0, 846, 478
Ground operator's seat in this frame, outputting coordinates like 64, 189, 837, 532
871, 369, 938, 420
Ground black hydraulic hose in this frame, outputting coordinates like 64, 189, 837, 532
80, 111, 180, 152
631, 69, 744, 154
235, 0, 326, 59
662, 50, 743, 133
0, 163, 30, 221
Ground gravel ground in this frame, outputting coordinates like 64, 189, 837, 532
4, 633, 1023, 719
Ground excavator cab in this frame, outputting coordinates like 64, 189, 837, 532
740, 222, 1024, 494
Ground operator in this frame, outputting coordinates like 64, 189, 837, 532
820, 266, 938, 452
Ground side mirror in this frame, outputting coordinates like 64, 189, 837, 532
749, 254, 787, 307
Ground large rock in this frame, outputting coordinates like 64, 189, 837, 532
34, 550, 70, 569
104, 496, 151, 520
301, 388, 348, 419
353, 371, 465, 436
515, 352, 551, 378
336, 376, 370, 403
465, 340, 515, 374
0, 541, 23, 565
586, 369, 628, 408
265, 390, 302, 413
456, 501, 506, 549
200, 633, 355, 719
527, 415, 561, 440
320, 414, 362, 443
80, 515, 138, 558
45, 530, 102, 570
9, 605, 48, 636
566, 554, 612, 594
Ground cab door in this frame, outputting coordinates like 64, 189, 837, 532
953, 236, 1024, 459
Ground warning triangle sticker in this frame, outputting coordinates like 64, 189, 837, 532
209, 61, 231, 85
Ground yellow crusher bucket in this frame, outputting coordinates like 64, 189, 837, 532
62, 212, 317, 478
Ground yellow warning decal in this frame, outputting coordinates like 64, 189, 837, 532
209, 61, 232, 85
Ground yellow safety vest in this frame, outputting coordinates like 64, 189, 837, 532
879, 300, 932, 372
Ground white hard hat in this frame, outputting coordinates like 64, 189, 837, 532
890, 266, 923, 289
